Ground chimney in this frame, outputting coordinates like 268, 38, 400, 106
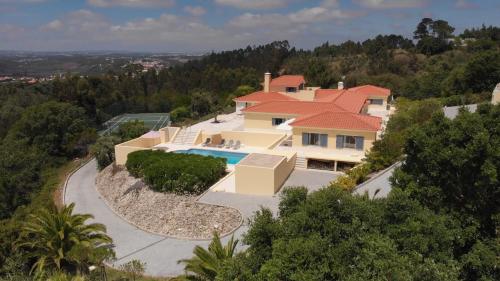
264, 72, 271, 93
338, 81, 344, 90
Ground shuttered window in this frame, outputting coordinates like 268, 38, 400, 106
336, 135, 344, 149
336, 135, 364, 150
303, 133, 328, 147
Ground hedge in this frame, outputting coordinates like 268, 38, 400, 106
126, 150, 227, 195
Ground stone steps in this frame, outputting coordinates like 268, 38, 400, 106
295, 156, 307, 169
172, 129, 199, 145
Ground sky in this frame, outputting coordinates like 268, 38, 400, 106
0, 0, 499, 52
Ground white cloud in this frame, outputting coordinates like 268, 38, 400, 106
290, 7, 354, 23
87, 0, 174, 8
354, 0, 427, 9
184, 5, 206, 16
5, 0, 361, 52
227, 13, 289, 28
42, 19, 63, 30
215, 0, 288, 9
229, 1, 358, 27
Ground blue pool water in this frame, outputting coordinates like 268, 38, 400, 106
174, 149, 248, 165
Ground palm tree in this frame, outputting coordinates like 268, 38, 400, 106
18, 203, 114, 275
178, 232, 238, 281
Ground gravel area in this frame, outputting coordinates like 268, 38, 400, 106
95, 165, 242, 239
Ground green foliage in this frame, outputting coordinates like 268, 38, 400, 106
5, 101, 96, 158
392, 103, 500, 237
190, 91, 214, 119
169, 106, 190, 123
126, 150, 226, 195
178, 232, 238, 281
90, 136, 121, 170
18, 203, 114, 275
329, 163, 371, 192
224, 187, 463, 281
366, 98, 442, 171
460, 239, 500, 281
119, 260, 146, 281
278, 187, 308, 217
0, 142, 44, 219
116, 120, 149, 142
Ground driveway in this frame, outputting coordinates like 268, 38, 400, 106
282, 169, 340, 192
65, 161, 339, 276
65, 160, 247, 277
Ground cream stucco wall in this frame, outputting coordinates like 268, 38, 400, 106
159, 126, 180, 143
115, 137, 160, 165
221, 131, 285, 147
235, 153, 296, 195
366, 95, 389, 110
244, 112, 297, 129
292, 127, 377, 153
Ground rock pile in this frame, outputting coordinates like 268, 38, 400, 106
95, 165, 242, 239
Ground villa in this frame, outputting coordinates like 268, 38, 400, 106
115, 73, 393, 195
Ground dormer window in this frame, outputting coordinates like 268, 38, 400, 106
286, 87, 297, 93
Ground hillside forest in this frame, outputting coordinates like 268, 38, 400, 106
0, 18, 499, 280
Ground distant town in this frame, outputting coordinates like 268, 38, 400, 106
0, 51, 204, 83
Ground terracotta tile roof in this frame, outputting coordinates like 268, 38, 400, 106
270, 75, 305, 87
242, 100, 345, 115
290, 111, 381, 131
348, 85, 391, 97
234, 91, 297, 103
314, 89, 344, 102
333, 91, 369, 113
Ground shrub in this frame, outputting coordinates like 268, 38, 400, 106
330, 163, 371, 192
126, 150, 227, 195
90, 135, 121, 170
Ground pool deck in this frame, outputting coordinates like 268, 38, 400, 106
154, 143, 270, 156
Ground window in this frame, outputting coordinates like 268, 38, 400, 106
336, 135, 364, 150
369, 99, 384, 105
302, 133, 328, 147
272, 118, 286, 126
286, 87, 297, 93
344, 136, 356, 149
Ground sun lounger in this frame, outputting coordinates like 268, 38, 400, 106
225, 140, 234, 149
233, 140, 241, 150
217, 139, 226, 148
202, 138, 211, 147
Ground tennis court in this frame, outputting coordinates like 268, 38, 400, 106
100, 113, 170, 136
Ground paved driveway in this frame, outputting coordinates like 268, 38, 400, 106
65, 161, 339, 277
65, 160, 246, 277
282, 169, 340, 192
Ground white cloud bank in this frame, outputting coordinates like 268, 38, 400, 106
0, 1, 365, 52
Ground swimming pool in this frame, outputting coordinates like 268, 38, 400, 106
173, 149, 248, 165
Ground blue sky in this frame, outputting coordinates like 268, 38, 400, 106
0, 0, 499, 52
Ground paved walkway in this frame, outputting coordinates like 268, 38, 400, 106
65, 160, 247, 277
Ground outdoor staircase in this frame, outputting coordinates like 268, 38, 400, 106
171, 128, 199, 145
295, 156, 308, 169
